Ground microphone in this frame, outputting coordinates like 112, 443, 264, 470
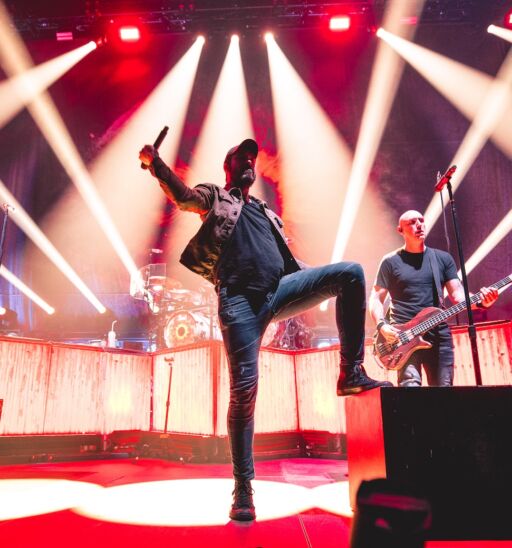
141, 125, 169, 170
434, 165, 456, 192
2, 203, 15, 213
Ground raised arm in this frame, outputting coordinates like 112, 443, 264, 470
139, 145, 212, 214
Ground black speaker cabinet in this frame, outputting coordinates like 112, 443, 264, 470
346, 387, 512, 540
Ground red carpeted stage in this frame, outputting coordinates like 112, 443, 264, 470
1, 327, 512, 545
1, 458, 512, 548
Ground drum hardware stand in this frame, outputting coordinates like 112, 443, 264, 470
146, 294, 168, 351
206, 291, 215, 340
163, 356, 174, 434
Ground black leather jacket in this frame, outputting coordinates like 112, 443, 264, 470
151, 157, 302, 284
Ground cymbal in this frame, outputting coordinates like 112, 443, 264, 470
167, 288, 202, 305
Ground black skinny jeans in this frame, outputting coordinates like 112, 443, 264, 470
218, 262, 366, 481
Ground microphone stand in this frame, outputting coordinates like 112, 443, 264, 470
0, 204, 11, 269
444, 181, 482, 385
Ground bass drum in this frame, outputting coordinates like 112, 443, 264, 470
261, 321, 279, 347
164, 311, 221, 348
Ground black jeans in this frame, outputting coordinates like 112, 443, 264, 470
218, 262, 366, 481
397, 328, 454, 387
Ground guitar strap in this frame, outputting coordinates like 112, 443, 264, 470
426, 247, 445, 309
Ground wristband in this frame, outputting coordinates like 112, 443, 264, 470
376, 320, 387, 332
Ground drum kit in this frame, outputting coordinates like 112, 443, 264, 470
130, 260, 312, 350
130, 262, 220, 349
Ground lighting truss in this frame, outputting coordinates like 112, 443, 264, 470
8, 1, 376, 40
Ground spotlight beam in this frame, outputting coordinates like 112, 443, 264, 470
330, 0, 425, 262
266, 33, 353, 265
464, 211, 512, 276
424, 47, 512, 231
377, 28, 512, 277
188, 35, 254, 186
80, 37, 205, 277
488, 24, 512, 43
0, 41, 96, 130
0, 1, 138, 279
0, 265, 55, 315
0, 181, 106, 313
166, 36, 254, 282
377, 28, 512, 254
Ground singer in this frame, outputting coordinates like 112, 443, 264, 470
369, 210, 499, 387
139, 137, 390, 521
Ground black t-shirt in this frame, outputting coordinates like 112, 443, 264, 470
375, 247, 458, 326
216, 200, 285, 293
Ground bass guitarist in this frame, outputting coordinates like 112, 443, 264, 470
369, 210, 498, 386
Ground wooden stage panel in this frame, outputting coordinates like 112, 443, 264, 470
0, 320, 510, 437
294, 344, 394, 435
0, 339, 152, 435
45, 345, 152, 434
153, 346, 214, 435
452, 321, 512, 386
216, 347, 298, 436
0, 339, 51, 435
295, 348, 344, 434
100, 352, 152, 434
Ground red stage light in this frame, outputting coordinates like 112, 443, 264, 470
56, 31, 74, 42
506, 9, 512, 29
329, 15, 351, 32
119, 26, 141, 42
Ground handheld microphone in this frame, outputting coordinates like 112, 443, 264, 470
141, 125, 169, 170
434, 165, 456, 192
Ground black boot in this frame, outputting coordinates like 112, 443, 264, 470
337, 363, 392, 396
229, 479, 256, 521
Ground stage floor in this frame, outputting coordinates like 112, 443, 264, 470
0, 457, 511, 547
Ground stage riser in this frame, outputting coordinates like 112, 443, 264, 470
346, 387, 512, 540
0, 320, 511, 437
109, 431, 342, 462
0, 434, 105, 464
0, 431, 346, 464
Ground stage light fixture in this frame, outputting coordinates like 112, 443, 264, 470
55, 32, 73, 42
264, 32, 274, 42
329, 15, 351, 32
119, 26, 141, 42
505, 8, 512, 29
105, 19, 148, 51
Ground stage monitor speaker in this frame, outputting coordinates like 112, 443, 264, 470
346, 386, 512, 540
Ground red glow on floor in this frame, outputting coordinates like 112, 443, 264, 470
0, 458, 510, 547
507, 10, 512, 29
